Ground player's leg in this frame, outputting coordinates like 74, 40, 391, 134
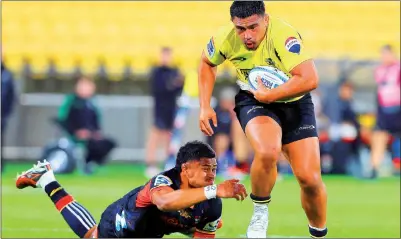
280, 93, 327, 238
16, 160, 98, 238
244, 116, 282, 238
282, 138, 328, 238
246, 116, 282, 197
234, 91, 282, 238
369, 130, 390, 177
145, 125, 163, 177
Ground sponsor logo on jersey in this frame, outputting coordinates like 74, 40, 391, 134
285, 37, 301, 54
207, 38, 216, 57
154, 175, 173, 187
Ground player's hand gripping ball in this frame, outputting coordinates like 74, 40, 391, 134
217, 179, 248, 201
248, 66, 289, 90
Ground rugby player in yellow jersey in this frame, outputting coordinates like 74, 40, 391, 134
198, 1, 327, 238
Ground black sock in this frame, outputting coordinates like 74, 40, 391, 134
45, 181, 69, 204
250, 193, 271, 204
45, 181, 97, 237
309, 225, 328, 238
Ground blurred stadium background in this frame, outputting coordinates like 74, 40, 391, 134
1, 1, 400, 238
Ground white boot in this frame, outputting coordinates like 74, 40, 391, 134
246, 203, 269, 238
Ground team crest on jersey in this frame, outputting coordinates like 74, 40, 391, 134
202, 217, 221, 232
285, 37, 301, 54
154, 175, 173, 187
207, 38, 216, 57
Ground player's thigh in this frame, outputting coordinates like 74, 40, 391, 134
280, 94, 321, 183
245, 116, 282, 161
234, 103, 282, 157
282, 137, 322, 184
234, 90, 282, 158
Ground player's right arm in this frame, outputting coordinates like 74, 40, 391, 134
198, 26, 232, 136
198, 52, 219, 136
150, 178, 247, 212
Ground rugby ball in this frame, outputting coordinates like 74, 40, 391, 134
248, 66, 289, 90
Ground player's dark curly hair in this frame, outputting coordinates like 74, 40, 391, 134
230, 1, 265, 19
175, 140, 216, 171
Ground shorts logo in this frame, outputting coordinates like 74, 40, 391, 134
294, 124, 315, 135
247, 106, 264, 115
207, 38, 216, 57
154, 175, 173, 187
285, 37, 301, 54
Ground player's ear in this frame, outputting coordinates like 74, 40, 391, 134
181, 163, 188, 174
263, 14, 268, 26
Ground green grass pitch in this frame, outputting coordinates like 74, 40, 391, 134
1, 162, 400, 238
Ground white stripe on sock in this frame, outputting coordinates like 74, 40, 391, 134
309, 224, 327, 231
73, 202, 96, 226
66, 205, 90, 230
69, 203, 94, 228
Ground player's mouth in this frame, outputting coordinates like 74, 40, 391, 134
245, 41, 255, 49
205, 178, 215, 184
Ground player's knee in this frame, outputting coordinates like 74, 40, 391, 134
254, 145, 281, 171
298, 172, 324, 195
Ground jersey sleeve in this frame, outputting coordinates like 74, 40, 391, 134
273, 23, 312, 72
194, 198, 222, 237
149, 174, 174, 191
204, 25, 233, 66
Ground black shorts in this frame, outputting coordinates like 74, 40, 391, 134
234, 90, 318, 145
375, 107, 401, 136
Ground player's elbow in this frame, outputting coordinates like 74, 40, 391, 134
309, 76, 319, 91
303, 72, 319, 91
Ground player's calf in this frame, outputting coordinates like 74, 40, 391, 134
16, 160, 97, 238
296, 172, 328, 236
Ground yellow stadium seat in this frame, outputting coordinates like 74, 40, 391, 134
2, 1, 400, 74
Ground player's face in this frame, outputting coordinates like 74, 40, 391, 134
380, 49, 395, 65
76, 79, 95, 98
232, 14, 268, 50
161, 50, 172, 66
184, 158, 217, 188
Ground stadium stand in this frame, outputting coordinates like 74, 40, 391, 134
2, 1, 400, 75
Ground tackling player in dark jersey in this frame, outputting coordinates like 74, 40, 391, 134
16, 140, 247, 238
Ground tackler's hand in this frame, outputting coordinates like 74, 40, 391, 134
216, 179, 248, 201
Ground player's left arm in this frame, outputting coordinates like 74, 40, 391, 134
193, 199, 223, 238
254, 26, 319, 103
267, 59, 319, 102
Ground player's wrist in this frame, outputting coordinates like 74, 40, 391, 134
204, 184, 217, 199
